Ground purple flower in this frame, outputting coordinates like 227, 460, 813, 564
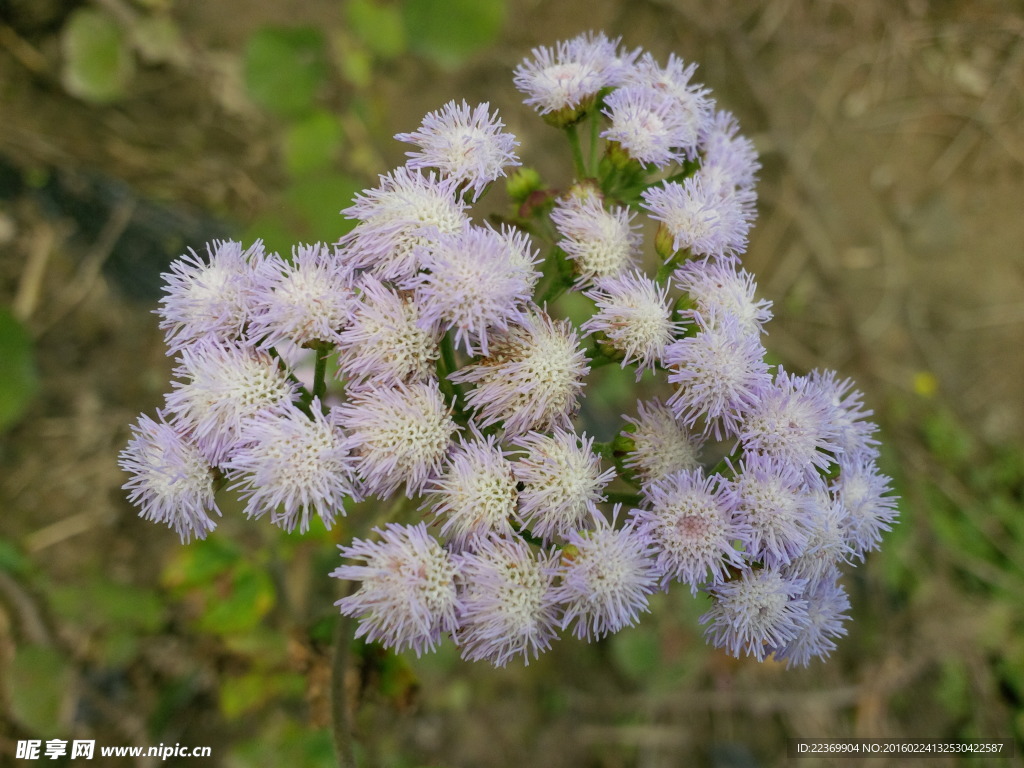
550, 191, 641, 286
395, 100, 520, 200
511, 427, 615, 542
624, 52, 714, 157
698, 109, 761, 194
164, 341, 299, 465
411, 224, 539, 356
224, 401, 357, 533
700, 568, 810, 661
621, 398, 704, 485
157, 239, 266, 353
454, 533, 562, 666
831, 453, 899, 559
557, 509, 660, 640
424, 431, 519, 551
336, 276, 441, 386
336, 380, 459, 499
781, 490, 855, 585
641, 177, 754, 258
769, 572, 851, 667
333, 522, 460, 656
805, 369, 880, 458
601, 85, 698, 168
450, 311, 590, 437
632, 468, 747, 591
582, 271, 680, 377
663, 311, 771, 440
340, 167, 469, 283
672, 256, 773, 336
119, 410, 219, 542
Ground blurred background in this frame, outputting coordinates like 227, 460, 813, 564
1, 0, 1023, 766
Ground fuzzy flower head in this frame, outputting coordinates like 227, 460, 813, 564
550, 191, 641, 286
333, 523, 460, 656
425, 432, 519, 550
699, 109, 761, 194
806, 370, 880, 458
557, 509, 660, 640
165, 341, 299, 465
340, 167, 469, 282
247, 243, 355, 349
450, 311, 590, 437
642, 177, 754, 259
626, 52, 714, 154
582, 271, 679, 377
601, 85, 697, 168
673, 256, 773, 336
633, 469, 747, 591
701, 568, 809, 661
621, 398, 704, 485
119, 411, 219, 542
395, 100, 520, 201
770, 573, 850, 668
337, 380, 458, 499
514, 32, 627, 123
412, 224, 539, 356
224, 402, 357, 533
831, 453, 899, 559
454, 534, 562, 667
157, 240, 265, 353
512, 427, 615, 542
336, 276, 440, 386
782, 491, 854, 585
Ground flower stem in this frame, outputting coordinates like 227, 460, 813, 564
566, 123, 588, 179
331, 597, 358, 768
313, 342, 330, 405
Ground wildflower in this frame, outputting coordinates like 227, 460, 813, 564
550, 192, 641, 285
336, 276, 440, 385
411, 224, 539, 356
699, 109, 761, 194
247, 243, 355, 349
663, 311, 772, 439
782, 491, 854, 585
340, 167, 468, 283
625, 52, 714, 156
831, 453, 899, 560
557, 509, 660, 640
805, 369, 880, 458
672, 256, 773, 336
701, 568, 809, 661
336, 380, 458, 498
165, 341, 299, 465
333, 522, 460, 656
770, 572, 851, 667
395, 100, 520, 200
224, 402, 356, 533
621, 398, 704, 485
601, 85, 696, 168
641, 177, 754, 258
582, 271, 679, 377
119, 410, 219, 542
512, 427, 615, 541
454, 534, 562, 666
157, 240, 264, 353
633, 468, 746, 590
450, 311, 590, 437
425, 431, 519, 550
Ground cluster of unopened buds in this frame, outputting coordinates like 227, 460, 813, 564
121, 33, 898, 668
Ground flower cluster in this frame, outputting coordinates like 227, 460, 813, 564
121, 32, 897, 668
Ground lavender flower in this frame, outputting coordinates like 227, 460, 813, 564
601, 85, 696, 168
119, 410, 219, 542
333, 522, 460, 656
550, 191, 641, 285
831, 453, 899, 559
701, 568, 809, 661
450, 311, 590, 437
672, 256, 773, 336
512, 427, 615, 541
699, 109, 761, 194
336, 380, 458, 499
633, 468, 747, 591
454, 533, 562, 666
224, 402, 357, 533
621, 398, 704, 485
625, 52, 714, 157
769, 572, 851, 667
395, 100, 520, 200
641, 177, 754, 258
806, 369, 880, 458
557, 509, 660, 640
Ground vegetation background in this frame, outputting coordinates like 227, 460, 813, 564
1, 0, 1023, 766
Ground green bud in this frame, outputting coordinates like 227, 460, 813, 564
506, 167, 544, 204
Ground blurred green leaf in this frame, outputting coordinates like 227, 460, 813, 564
0, 308, 38, 432
50, 578, 165, 633
284, 173, 365, 241
0, 538, 31, 574
60, 7, 134, 103
229, 718, 334, 768
8, 645, 73, 732
283, 110, 344, 177
402, 0, 505, 68
244, 26, 328, 117
220, 670, 305, 719
196, 563, 276, 635
131, 13, 188, 67
346, 0, 406, 59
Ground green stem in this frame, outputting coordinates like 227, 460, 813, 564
436, 331, 465, 420
566, 123, 587, 179
331, 597, 358, 768
313, 343, 329, 405
588, 108, 600, 171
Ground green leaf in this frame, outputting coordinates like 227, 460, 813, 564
244, 26, 328, 117
0, 537, 31, 574
0, 308, 38, 432
402, 0, 505, 68
60, 7, 135, 103
283, 110, 343, 177
7, 645, 73, 732
284, 173, 365, 241
196, 563, 275, 635
220, 671, 305, 719
346, 0, 406, 59
50, 579, 165, 633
